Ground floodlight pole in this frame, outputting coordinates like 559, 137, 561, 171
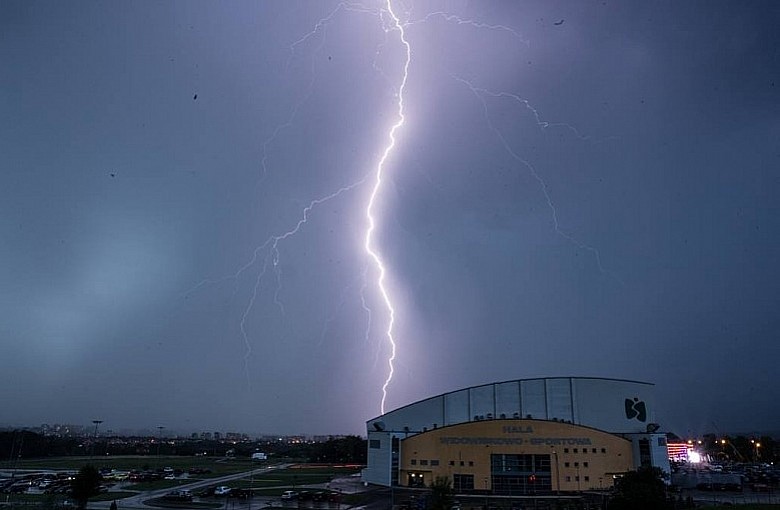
92, 420, 103, 460
156, 426, 165, 470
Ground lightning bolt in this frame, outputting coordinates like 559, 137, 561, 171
365, 0, 410, 415
454, 76, 619, 280
181, 178, 365, 389
404, 11, 529, 47
185, 1, 399, 402
359, 267, 379, 368
189, 1, 606, 414
238, 180, 366, 386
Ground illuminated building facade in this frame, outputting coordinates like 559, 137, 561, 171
667, 442, 693, 462
363, 377, 670, 494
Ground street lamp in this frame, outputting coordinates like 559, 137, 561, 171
92, 420, 103, 460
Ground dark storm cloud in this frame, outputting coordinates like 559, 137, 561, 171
0, 0, 777, 436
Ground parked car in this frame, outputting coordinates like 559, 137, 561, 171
214, 486, 231, 496
281, 490, 299, 500
163, 490, 193, 502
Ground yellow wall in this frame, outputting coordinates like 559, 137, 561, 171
399, 419, 633, 492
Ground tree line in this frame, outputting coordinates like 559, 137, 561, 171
0, 430, 366, 464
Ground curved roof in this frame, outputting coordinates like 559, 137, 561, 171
368, 376, 655, 435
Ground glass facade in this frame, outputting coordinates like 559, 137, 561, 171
520, 380, 546, 419
444, 389, 470, 425
391, 437, 400, 485
490, 454, 552, 495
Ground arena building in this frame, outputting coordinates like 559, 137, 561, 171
363, 377, 670, 495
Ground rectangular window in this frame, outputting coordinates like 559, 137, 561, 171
420, 460, 429, 466
575, 476, 579, 482
583, 462, 589, 468
592, 448, 597, 453
460, 461, 465, 466
563, 448, 569, 453
369, 439, 381, 449
469, 461, 474, 467
574, 462, 579, 467
584, 476, 590, 482
410, 459, 417, 465
565, 476, 571, 482
431, 460, 439, 466
573, 448, 578, 453
601, 448, 606, 453
449, 461, 455, 466
453, 474, 474, 491
564, 462, 570, 468
639, 438, 652, 468
658, 437, 667, 447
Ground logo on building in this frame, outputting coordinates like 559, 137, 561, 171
624, 397, 647, 422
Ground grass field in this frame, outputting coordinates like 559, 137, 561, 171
226, 466, 360, 489
3, 460, 361, 501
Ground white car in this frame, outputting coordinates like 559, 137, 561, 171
214, 486, 231, 496
281, 491, 299, 500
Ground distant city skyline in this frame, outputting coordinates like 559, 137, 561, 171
3, 419, 778, 443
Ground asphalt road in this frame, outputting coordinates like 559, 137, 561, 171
89, 464, 292, 510
87, 467, 378, 510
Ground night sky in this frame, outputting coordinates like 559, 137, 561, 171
1, 1, 778, 437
